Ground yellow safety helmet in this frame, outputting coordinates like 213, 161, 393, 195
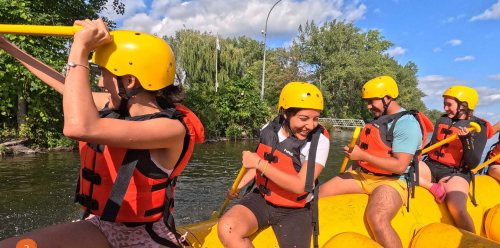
442, 85, 478, 110
278, 82, 323, 112
362, 76, 399, 99
92, 30, 176, 91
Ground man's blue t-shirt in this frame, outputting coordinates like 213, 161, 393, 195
386, 108, 422, 181
388, 108, 422, 154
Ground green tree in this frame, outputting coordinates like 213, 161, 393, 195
424, 109, 445, 124
296, 20, 425, 121
0, 0, 124, 147
165, 30, 270, 137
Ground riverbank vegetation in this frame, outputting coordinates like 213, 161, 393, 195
0, 0, 442, 148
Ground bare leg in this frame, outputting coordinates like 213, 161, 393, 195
218, 205, 259, 248
318, 172, 364, 198
0, 221, 110, 248
441, 176, 476, 233
365, 185, 404, 248
418, 161, 433, 189
488, 164, 500, 181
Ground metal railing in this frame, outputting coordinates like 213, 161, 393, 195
319, 118, 365, 128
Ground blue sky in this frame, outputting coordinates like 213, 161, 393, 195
102, 0, 500, 123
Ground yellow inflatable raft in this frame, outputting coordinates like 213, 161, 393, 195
178, 175, 500, 248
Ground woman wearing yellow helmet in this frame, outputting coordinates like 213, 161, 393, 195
418, 85, 493, 233
0, 19, 204, 248
218, 82, 330, 248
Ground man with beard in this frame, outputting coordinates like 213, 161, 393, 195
319, 76, 433, 248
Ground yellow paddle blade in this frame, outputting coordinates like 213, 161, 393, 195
0, 24, 82, 37
339, 126, 361, 173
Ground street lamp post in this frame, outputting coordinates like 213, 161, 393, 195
261, 0, 282, 100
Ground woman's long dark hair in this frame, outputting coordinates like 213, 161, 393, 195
160, 83, 186, 103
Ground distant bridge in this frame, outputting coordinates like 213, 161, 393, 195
319, 118, 365, 128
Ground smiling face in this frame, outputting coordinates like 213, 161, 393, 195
284, 108, 321, 140
443, 96, 466, 119
365, 97, 386, 118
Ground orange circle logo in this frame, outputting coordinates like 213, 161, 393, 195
16, 239, 37, 248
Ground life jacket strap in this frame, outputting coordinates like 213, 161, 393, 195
101, 149, 141, 222
145, 222, 185, 248
359, 166, 399, 177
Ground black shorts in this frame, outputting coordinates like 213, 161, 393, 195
238, 188, 313, 248
424, 159, 472, 183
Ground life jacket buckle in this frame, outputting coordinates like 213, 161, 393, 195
263, 152, 278, 163
75, 193, 99, 210
441, 129, 453, 135
82, 168, 102, 185
258, 185, 271, 196
434, 151, 445, 157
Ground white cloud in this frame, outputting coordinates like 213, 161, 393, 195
474, 111, 500, 123
100, 0, 147, 22
418, 76, 500, 119
103, 0, 367, 40
433, 47, 441, 52
418, 75, 500, 114
454, 56, 475, 62
385, 46, 407, 56
442, 14, 466, 23
418, 75, 468, 97
443, 17, 455, 23
417, 75, 469, 109
488, 74, 500, 81
470, 0, 500, 21
475, 87, 500, 106
445, 39, 462, 46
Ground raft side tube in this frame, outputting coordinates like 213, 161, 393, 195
409, 223, 500, 248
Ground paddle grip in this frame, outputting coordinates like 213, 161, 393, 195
339, 126, 361, 173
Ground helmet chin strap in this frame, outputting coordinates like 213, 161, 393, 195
116, 76, 145, 116
451, 100, 467, 121
281, 114, 297, 138
381, 97, 393, 116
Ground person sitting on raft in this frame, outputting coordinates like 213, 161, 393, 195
0, 19, 204, 248
217, 82, 330, 248
319, 76, 434, 248
418, 85, 493, 233
482, 121, 500, 181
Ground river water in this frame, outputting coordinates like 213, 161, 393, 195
1, 130, 496, 239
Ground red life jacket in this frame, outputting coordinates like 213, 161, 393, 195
428, 116, 493, 167
357, 110, 434, 175
76, 103, 204, 223
485, 135, 500, 166
255, 115, 329, 208
487, 143, 500, 164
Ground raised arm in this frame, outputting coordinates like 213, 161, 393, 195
0, 34, 108, 109
0, 34, 65, 93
